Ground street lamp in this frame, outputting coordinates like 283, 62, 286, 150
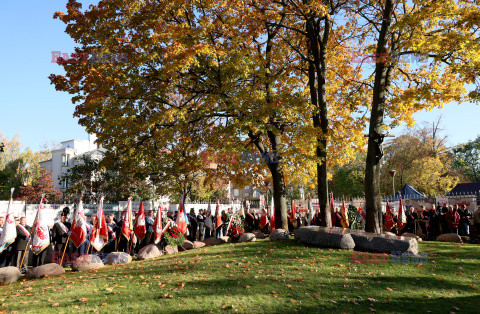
388, 170, 397, 198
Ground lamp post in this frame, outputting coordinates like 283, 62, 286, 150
388, 170, 397, 198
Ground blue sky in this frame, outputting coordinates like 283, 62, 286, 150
0, 1, 478, 152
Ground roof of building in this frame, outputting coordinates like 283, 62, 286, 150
387, 184, 427, 201
446, 182, 480, 196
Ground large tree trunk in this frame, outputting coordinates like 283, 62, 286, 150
306, 14, 332, 227
365, 0, 395, 233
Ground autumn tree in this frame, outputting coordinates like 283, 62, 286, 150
354, 0, 480, 232
453, 135, 480, 182
16, 169, 62, 203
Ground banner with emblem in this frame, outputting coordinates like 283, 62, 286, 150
90, 196, 109, 251
134, 202, 146, 241
0, 188, 17, 253
70, 200, 87, 248
32, 197, 50, 255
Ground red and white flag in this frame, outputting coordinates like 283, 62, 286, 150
70, 200, 87, 248
215, 197, 222, 230
340, 197, 349, 228
397, 198, 406, 230
0, 189, 17, 253
121, 196, 133, 239
32, 197, 51, 255
259, 207, 269, 229
358, 200, 366, 221
176, 195, 188, 234
269, 196, 275, 230
90, 196, 109, 251
153, 207, 164, 244
385, 200, 395, 231
134, 202, 146, 241
290, 200, 298, 228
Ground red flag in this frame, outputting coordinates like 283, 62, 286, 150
176, 195, 188, 234
121, 196, 133, 239
90, 196, 109, 251
340, 197, 349, 228
397, 198, 406, 230
134, 202, 146, 241
70, 200, 87, 248
330, 193, 335, 212
385, 201, 394, 231
358, 202, 367, 221
153, 207, 164, 244
259, 207, 269, 229
269, 196, 275, 230
215, 197, 222, 230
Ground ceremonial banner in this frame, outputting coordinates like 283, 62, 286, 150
397, 198, 406, 230
153, 208, 163, 244
290, 200, 298, 228
270, 196, 275, 230
90, 197, 109, 251
32, 197, 50, 255
0, 189, 17, 253
385, 201, 394, 231
134, 202, 146, 241
259, 206, 269, 229
357, 200, 366, 221
70, 200, 87, 248
176, 196, 188, 234
340, 197, 349, 228
121, 197, 133, 239
215, 198, 222, 230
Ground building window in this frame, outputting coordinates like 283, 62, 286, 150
62, 154, 70, 166
62, 178, 68, 189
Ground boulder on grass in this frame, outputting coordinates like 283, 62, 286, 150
0, 266, 22, 284
193, 241, 206, 249
436, 233, 462, 243
72, 254, 104, 271
238, 233, 256, 243
401, 232, 422, 241
104, 252, 132, 265
219, 236, 231, 243
350, 233, 418, 255
294, 226, 319, 241
269, 229, 289, 241
164, 245, 179, 254
138, 244, 162, 260
203, 237, 223, 246
26, 263, 65, 279
252, 230, 265, 239
384, 232, 397, 237
313, 232, 355, 249
180, 240, 194, 250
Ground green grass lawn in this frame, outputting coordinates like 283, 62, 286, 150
0, 239, 479, 313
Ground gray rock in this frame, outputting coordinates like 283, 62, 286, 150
252, 230, 265, 239
193, 241, 206, 249
269, 229, 290, 241
384, 232, 397, 237
104, 252, 132, 265
181, 240, 194, 250
219, 236, 231, 243
313, 232, 355, 249
350, 233, 418, 255
203, 237, 222, 246
294, 226, 319, 241
0, 266, 22, 284
26, 263, 65, 279
238, 233, 256, 243
436, 233, 462, 243
401, 232, 422, 241
138, 244, 162, 260
164, 245, 179, 254
72, 254, 104, 271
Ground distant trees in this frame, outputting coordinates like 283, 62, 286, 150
453, 135, 480, 182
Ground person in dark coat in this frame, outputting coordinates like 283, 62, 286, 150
187, 209, 197, 241
196, 209, 205, 241
145, 211, 154, 245
13, 217, 30, 270
445, 205, 460, 234
104, 214, 118, 253
458, 205, 472, 236
52, 213, 71, 258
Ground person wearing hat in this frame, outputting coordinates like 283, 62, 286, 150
52, 211, 71, 263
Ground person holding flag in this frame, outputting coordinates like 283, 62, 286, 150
14, 217, 30, 271
89, 196, 109, 253
290, 200, 298, 230
214, 198, 223, 238
70, 200, 87, 257
340, 197, 350, 228
385, 201, 395, 231
31, 196, 50, 267
118, 197, 134, 252
0, 188, 17, 267
204, 203, 212, 239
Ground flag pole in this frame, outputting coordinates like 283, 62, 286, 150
128, 233, 134, 255
19, 193, 42, 270
60, 236, 70, 265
